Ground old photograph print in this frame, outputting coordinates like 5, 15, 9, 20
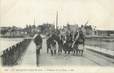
0, 0, 114, 72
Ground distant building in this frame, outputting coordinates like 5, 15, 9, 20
62, 24, 79, 33
0, 26, 27, 37
95, 30, 114, 36
37, 23, 55, 34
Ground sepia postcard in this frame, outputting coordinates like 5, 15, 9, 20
0, 0, 114, 73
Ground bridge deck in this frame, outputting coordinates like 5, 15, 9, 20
18, 40, 36, 66
18, 38, 114, 66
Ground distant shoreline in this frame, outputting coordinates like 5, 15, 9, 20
0, 36, 25, 38
85, 36, 114, 39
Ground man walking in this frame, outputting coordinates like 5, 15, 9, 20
33, 32, 42, 65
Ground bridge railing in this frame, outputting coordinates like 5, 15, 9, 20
0, 39, 31, 66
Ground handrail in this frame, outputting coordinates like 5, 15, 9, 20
0, 39, 31, 66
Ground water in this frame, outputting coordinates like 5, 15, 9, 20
0, 38, 24, 53
0, 38, 24, 66
85, 39, 114, 51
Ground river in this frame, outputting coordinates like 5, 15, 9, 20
85, 39, 114, 51
0, 38, 24, 53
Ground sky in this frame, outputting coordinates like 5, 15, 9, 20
0, 0, 114, 30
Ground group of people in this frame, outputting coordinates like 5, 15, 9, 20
33, 28, 85, 66
33, 27, 85, 57
46, 28, 85, 56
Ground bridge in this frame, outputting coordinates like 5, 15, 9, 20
0, 36, 114, 67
